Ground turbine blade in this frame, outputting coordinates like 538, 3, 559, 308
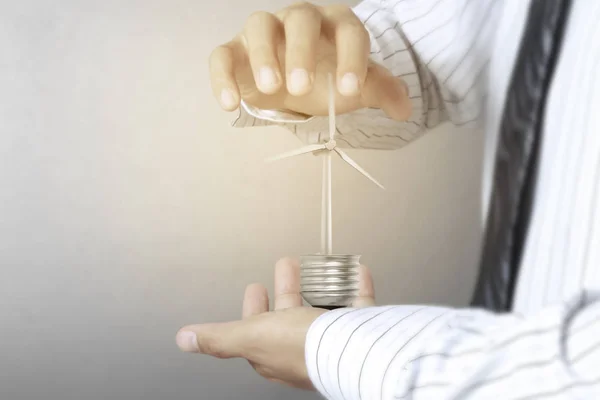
265, 144, 327, 163
334, 148, 385, 190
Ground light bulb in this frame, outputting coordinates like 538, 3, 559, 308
300, 254, 361, 309
263, 73, 382, 311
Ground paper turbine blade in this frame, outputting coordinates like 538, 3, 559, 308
334, 148, 385, 190
265, 144, 327, 163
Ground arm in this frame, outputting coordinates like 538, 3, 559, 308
306, 292, 600, 399
234, 0, 500, 149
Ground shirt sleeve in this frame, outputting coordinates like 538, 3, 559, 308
231, 0, 499, 150
305, 292, 600, 399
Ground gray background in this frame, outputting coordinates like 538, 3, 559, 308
0, 0, 483, 399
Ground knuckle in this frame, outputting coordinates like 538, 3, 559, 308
288, 1, 313, 9
326, 4, 354, 16
209, 45, 227, 63
246, 10, 275, 27
337, 18, 367, 37
277, 2, 321, 21
287, 2, 318, 13
292, 1, 315, 8
283, 3, 321, 22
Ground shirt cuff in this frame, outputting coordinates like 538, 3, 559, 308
305, 305, 456, 400
564, 292, 600, 381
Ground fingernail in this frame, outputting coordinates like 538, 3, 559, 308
339, 73, 359, 96
176, 330, 200, 353
288, 68, 310, 95
220, 89, 236, 109
259, 67, 278, 91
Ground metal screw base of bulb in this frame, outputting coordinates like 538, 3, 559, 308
300, 254, 361, 309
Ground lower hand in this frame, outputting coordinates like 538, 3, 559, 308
175, 257, 376, 390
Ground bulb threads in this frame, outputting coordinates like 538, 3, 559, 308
300, 254, 361, 308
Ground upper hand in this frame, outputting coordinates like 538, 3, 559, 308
175, 257, 376, 391
209, 2, 411, 120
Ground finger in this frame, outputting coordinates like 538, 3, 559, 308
280, 4, 322, 96
322, 6, 370, 97
274, 257, 303, 310
241, 284, 268, 371
242, 11, 284, 95
242, 283, 269, 319
176, 321, 244, 358
352, 265, 376, 308
361, 63, 412, 121
209, 43, 242, 111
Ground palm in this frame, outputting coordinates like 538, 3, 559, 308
240, 258, 376, 388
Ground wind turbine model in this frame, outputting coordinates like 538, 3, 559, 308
265, 73, 385, 309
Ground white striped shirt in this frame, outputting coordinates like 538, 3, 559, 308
234, 0, 600, 398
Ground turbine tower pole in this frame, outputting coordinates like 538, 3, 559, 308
321, 151, 332, 255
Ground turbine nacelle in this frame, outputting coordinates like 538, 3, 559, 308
264, 129, 385, 190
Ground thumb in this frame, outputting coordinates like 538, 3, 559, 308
361, 62, 412, 121
175, 321, 246, 359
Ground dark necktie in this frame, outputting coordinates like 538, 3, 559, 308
471, 0, 573, 312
